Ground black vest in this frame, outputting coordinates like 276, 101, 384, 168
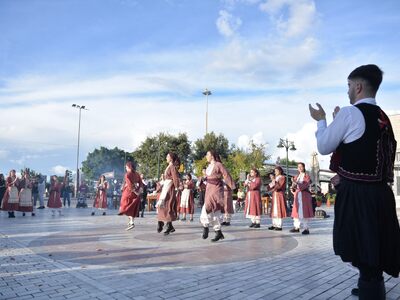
330, 103, 396, 183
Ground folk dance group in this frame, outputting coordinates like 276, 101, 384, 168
0, 171, 72, 217
116, 150, 315, 241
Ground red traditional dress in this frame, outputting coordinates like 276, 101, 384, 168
291, 172, 314, 230
244, 177, 262, 224
1, 176, 20, 211
180, 179, 194, 215
269, 175, 287, 229
18, 178, 34, 213
119, 171, 142, 218
93, 181, 108, 209
200, 161, 235, 231
157, 164, 180, 222
48, 182, 63, 209
221, 183, 234, 223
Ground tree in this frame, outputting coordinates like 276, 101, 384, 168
134, 132, 191, 179
81, 147, 135, 181
224, 141, 270, 182
278, 158, 298, 167
192, 132, 230, 161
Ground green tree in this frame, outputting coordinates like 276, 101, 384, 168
192, 132, 230, 161
134, 132, 191, 179
81, 147, 135, 181
224, 141, 270, 182
278, 158, 298, 167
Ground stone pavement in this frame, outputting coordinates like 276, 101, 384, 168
1, 204, 399, 300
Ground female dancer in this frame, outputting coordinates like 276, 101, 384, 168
1, 170, 20, 218
200, 150, 235, 242
92, 175, 108, 216
48, 175, 63, 216
118, 161, 142, 230
18, 171, 35, 216
244, 168, 262, 228
180, 173, 195, 222
156, 152, 180, 235
268, 166, 287, 231
290, 162, 314, 234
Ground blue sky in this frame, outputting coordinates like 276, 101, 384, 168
1, 0, 400, 178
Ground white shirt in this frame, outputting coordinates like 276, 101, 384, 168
315, 98, 377, 155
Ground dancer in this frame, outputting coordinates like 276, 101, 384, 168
1, 170, 20, 218
139, 173, 147, 218
196, 168, 207, 208
268, 166, 287, 231
18, 171, 35, 216
244, 168, 262, 228
118, 161, 143, 230
221, 181, 234, 226
290, 163, 314, 234
47, 175, 63, 216
200, 150, 235, 242
180, 173, 195, 222
309, 64, 400, 298
91, 175, 108, 216
156, 152, 180, 235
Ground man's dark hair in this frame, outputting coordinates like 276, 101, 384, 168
348, 64, 383, 93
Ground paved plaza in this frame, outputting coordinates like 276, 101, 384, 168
1, 203, 400, 300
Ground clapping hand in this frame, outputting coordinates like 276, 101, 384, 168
309, 103, 326, 121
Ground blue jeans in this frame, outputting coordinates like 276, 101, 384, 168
63, 191, 71, 207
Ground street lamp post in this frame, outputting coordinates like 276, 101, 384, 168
202, 89, 212, 135
277, 138, 297, 201
72, 104, 88, 198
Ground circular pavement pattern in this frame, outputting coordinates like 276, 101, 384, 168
29, 222, 298, 268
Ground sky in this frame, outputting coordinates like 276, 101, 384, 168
1, 0, 400, 177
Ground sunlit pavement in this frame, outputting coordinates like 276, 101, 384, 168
1, 203, 400, 300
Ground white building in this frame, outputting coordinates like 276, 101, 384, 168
389, 114, 400, 208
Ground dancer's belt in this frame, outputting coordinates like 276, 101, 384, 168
206, 178, 222, 186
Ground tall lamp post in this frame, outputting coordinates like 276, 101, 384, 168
202, 89, 212, 135
277, 138, 296, 199
72, 104, 88, 198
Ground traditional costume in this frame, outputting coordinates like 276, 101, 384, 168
268, 175, 286, 230
1, 175, 20, 218
18, 177, 34, 216
47, 180, 63, 216
290, 172, 313, 234
221, 183, 234, 225
180, 179, 194, 221
118, 171, 142, 225
200, 161, 235, 241
244, 177, 262, 228
92, 181, 108, 215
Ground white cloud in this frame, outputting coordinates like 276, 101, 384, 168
51, 165, 69, 176
237, 132, 266, 150
259, 0, 317, 38
216, 10, 242, 37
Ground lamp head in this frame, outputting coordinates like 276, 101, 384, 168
290, 143, 297, 151
72, 104, 77, 107
277, 140, 284, 148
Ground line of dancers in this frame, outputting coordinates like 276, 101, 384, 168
117, 149, 315, 241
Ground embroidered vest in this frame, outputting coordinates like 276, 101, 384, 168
329, 103, 396, 183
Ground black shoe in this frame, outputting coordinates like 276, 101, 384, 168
211, 230, 224, 242
202, 227, 209, 239
10, 212, 15, 218
224, 222, 231, 226
221, 221, 227, 226
140, 214, 144, 218
302, 229, 310, 235
91, 212, 95, 216
189, 218, 193, 222
37, 206, 45, 209
180, 217, 187, 221
32, 213, 35, 216
249, 223, 256, 228
8, 212, 12, 218
358, 278, 385, 300
290, 228, 300, 233
157, 221, 164, 233
164, 222, 175, 235
351, 288, 359, 296
274, 227, 282, 231
268, 226, 275, 230
22, 212, 26, 216
102, 212, 106, 216
254, 224, 260, 228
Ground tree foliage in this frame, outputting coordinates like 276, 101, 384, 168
192, 132, 230, 161
81, 147, 135, 181
224, 141, 270, 182
133, 132, 191, 179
